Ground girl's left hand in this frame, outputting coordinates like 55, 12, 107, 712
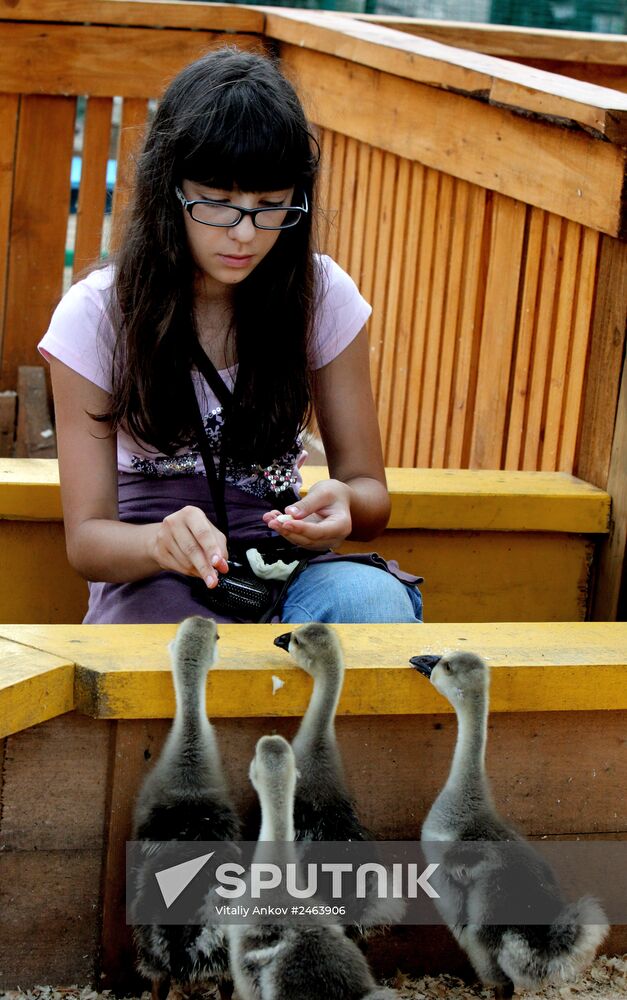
263, 479, 352, 551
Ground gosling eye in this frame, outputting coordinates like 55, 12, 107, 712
292, 634, 300, 647
442, 663, 451, 673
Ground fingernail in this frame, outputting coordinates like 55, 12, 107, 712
205, 574, 217, 588
211, 554, 221, 567
285, 506, 298, 515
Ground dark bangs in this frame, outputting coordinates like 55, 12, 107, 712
176, 52, 317, 193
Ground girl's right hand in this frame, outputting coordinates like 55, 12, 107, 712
150, 506, 229, 588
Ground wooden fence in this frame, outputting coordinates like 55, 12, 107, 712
359, 15, 627, 92
0, 2, 625, 611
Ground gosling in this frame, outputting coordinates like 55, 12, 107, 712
227, 734, 397, 1000
274, 622, 404, 932
411, 650, 608, 999
131, 616, 240, 1000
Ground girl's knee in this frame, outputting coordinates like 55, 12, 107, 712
283, 562, 422, 624
355, 571, 421, 624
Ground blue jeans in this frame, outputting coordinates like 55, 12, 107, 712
281, 560, 423, 624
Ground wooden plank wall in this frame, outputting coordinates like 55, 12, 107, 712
0, 714, 112, 987
1, 707, 626, 988
0, 3, 624, 482
317, 129, 602, 471
269, 20, 626, 484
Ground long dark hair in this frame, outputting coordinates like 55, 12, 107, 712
106, 46, 319, 464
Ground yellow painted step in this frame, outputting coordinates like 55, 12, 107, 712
0, 622, 625, 735
0, 458, 63, 519
303, 467, 611, 532
0, 460, 610, 533
0, 637, 74, 738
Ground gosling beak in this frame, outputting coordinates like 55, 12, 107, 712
274, 631, 292, 652
410, 654, 441, 678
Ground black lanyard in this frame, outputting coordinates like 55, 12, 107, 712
189, 341, 300, 552
189, 342, 320, 581
189, 341, 234, 541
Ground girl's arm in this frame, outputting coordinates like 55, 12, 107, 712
51, 358, 228, 586
263, 327, 390, 547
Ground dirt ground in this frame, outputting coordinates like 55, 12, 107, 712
1, 954, 625, 1000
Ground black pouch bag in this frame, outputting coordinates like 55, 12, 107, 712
197, 557, 273, 617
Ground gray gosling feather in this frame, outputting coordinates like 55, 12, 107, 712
131, 616, 241, 1000
227, 734, 396, 1000
411, 650, 608, 1000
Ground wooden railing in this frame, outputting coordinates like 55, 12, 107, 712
0, 2, 625, 613
355, 16, 627, 92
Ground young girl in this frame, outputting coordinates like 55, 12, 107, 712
39, 47, 423, 625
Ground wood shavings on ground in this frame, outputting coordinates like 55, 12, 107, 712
390, 953, 627, 998
1, 955, 625, 1000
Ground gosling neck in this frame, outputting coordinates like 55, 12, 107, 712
292, 659, 343, 756
258, 782, 296, 843
446, 688, 489, 794
171, 667, 213, 751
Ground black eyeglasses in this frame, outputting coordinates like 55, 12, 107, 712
175, 187, 308, 231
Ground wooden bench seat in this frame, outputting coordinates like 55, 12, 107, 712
0, 620, 625, 989
0, 459, 611, 624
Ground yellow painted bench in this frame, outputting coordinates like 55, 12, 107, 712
1, 621, 626, 738
0, 459, 611, 624
0, 620, 626, 990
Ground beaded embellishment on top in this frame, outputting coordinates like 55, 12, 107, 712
130, 404, 302, 499
131, 452, 198, 478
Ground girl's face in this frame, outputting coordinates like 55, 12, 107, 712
180, 179, 294, 299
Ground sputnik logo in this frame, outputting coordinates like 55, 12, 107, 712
155, 851, 215, 908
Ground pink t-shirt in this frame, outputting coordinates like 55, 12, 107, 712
39, 255, 371, 495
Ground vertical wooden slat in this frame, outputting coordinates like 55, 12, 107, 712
430, 178, 468, 467
324, 130, 346, 263
14, 366, 56, 458
368, 151, 397, 404
386, 160, 424, 466
447, 184, 488, 468
559, 226, 600, 471
522, 212, 563, 470
358, 146, 383, 312
1, 95, 75, 390
576, 235, 627, 489
336, 135, 358, 272
591, 350, 627, 621
417, 171, 454, 467
110, 97, 148, 253
73, 96, 113, 275
0, 95, 19, 364
316, 126, 334, 253
0, 391, 17, 456
541, 219, 581, 470
402, 167, 440, 467
505, 207, 545, 469
469, 193, 526, 469
377, 155, 410, 450
347, 140, 371, 286
100, 720, 153, 993
358, 146, 384, 402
